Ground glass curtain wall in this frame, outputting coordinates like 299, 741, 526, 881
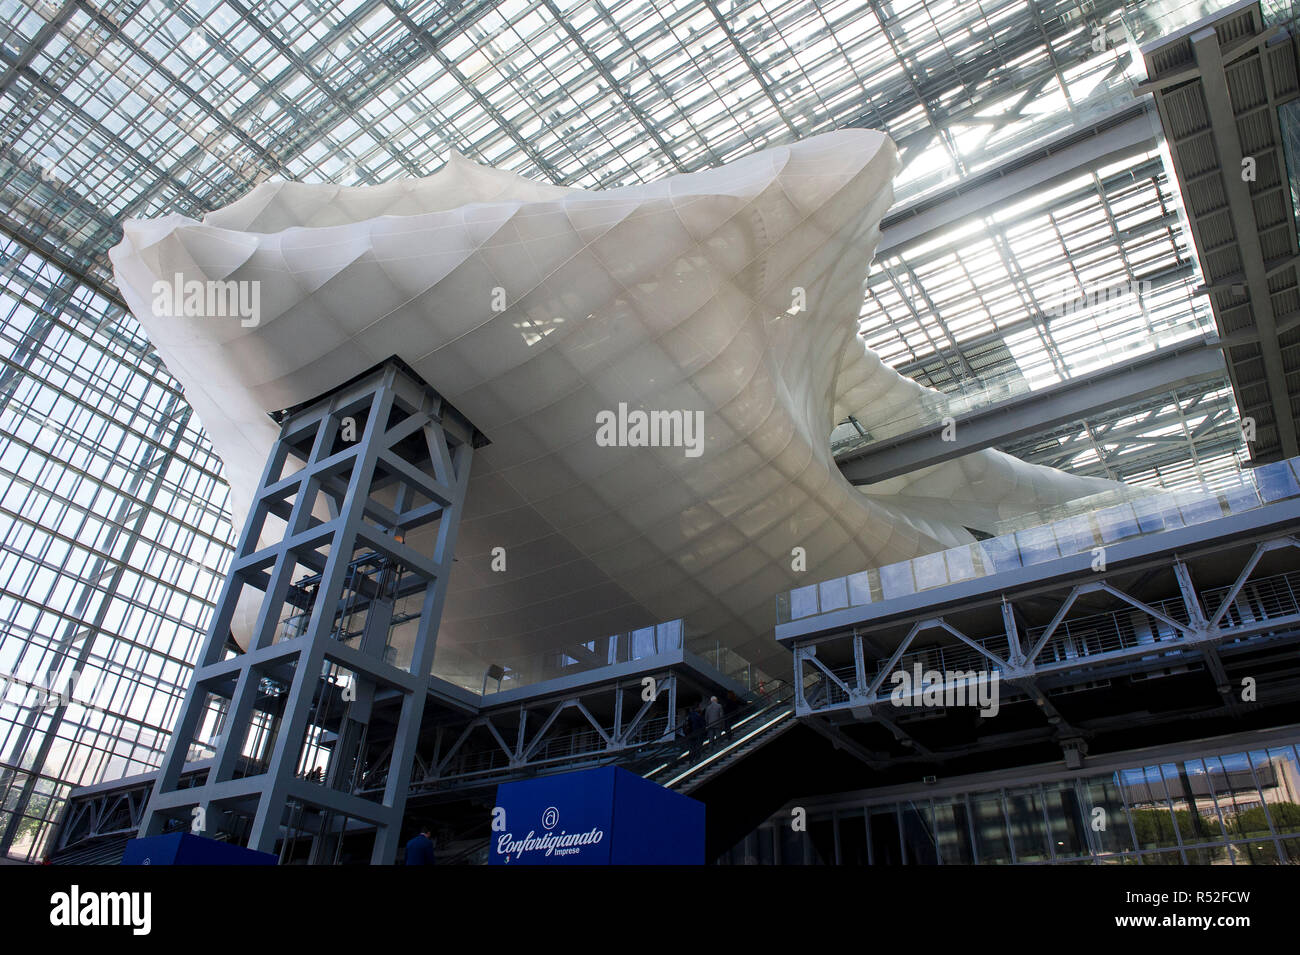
721, 740, 1300, 864
0, 237, 235, 862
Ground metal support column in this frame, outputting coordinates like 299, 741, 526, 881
137, 358, 484, 864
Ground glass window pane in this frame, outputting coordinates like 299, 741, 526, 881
1280, 838, 1300, 864
1142, 849, 1185, 866
1006, 787, 1050, 862
879, 561, 916, 599
912, 552, 948, 591
1124, 766, 1180, 850
1209, 752, 1267, 834
869, 805, 903, 866
1253, 747, 1300, 836
933, 797, 975, 864
1043, 783, 1089, 859
970, 792, 1012, 864
790, 584, 818, 619
1230, 839, 1281, 865
818, 578, 848, 614
901, 801, 938, 865
847, 571, 873, 607
837, 809, 868, 866
1166, 759, 1227, 855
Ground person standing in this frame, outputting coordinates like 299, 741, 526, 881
704, 695, 724, 748
686, 701, 705, 755
405, 825, 435, 865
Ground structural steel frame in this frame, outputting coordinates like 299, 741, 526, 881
792, 528, 1300, 749
391, 670, 683, 797
1140, 1, 1300, 461
137, 358, 479, 863
838, 340, 1226, 484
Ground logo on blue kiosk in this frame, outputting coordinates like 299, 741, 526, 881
497, 806, 604, 861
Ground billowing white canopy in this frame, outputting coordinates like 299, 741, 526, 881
109, 129, 1112, 680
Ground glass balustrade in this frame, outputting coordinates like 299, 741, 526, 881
778, 457, 1300, 624
427, 617, 778, 700
488, 618, 685, 691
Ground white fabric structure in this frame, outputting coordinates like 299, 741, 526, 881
109, 129, 1113, 679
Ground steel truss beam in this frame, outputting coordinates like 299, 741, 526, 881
53, 784, 146, 852
390, 672, 683, 795
876, 104, 1157, 257
838, 341, 1227, 484
793, 531, 1300, 734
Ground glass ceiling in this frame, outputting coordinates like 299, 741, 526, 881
0, 0, 1143, 277
0, 0, 1263, 859
0, 0, 1249, 485
844, 134, 1247, 488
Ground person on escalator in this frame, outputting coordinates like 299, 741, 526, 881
686, 702, 706, 754
705, 695, 724, 748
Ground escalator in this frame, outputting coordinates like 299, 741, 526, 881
628, 683, 798, 794
623, 684, 810, 859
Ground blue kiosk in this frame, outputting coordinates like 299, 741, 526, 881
122, 832, 278, 865
490, 766, 705, 865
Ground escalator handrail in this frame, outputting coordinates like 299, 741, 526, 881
625, 682, 798, 781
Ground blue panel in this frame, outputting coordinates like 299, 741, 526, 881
491, 767, 616, 865
122, 833, 277, 865
609, 768, 705, 865
490, 766, 704, 865
121, 832, 181, 865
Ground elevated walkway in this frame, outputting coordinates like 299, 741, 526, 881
776, 457, 1300, 772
